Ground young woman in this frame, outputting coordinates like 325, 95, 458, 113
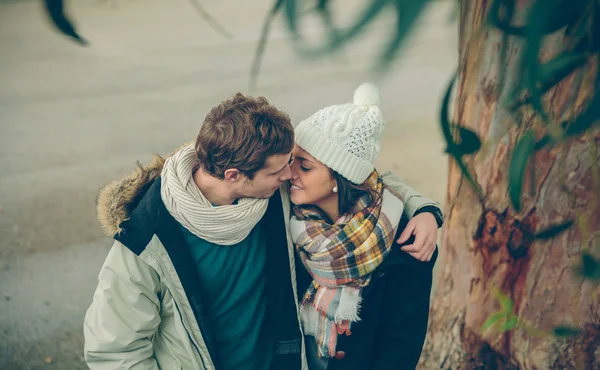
289, 83, 437, 370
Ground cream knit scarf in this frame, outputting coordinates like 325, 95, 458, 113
160, 145, 269, 246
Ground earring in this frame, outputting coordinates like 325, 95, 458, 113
333, 186, 338, 193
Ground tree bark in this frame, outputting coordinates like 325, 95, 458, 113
419, 1, 600, 368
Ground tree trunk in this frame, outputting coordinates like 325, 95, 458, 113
419, 1, 600, 369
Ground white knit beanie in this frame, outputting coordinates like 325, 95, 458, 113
294, 83, 385, 184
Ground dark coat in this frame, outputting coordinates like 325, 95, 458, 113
295, 215, 437, 370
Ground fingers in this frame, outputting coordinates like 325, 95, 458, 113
424, 245, 436, 262
396, 221, 415, 244
401, 233, 436, 261
400, 232, 426, 253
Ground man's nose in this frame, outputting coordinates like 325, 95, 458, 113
279, 165, 292, 181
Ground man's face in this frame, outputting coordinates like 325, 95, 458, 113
239, 153, 293, 199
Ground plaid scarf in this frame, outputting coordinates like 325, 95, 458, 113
289, 171, 404, 358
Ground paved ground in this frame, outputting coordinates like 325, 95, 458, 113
0, 0, 457, 368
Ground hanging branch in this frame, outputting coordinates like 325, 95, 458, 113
188, 0, 234, 40
249, 0, 285, 92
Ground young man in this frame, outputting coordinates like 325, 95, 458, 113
83, 93, 443, 370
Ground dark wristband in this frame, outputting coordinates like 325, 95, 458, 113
413, 206, 444, 228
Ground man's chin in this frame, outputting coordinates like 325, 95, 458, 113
255, 189, 278, 199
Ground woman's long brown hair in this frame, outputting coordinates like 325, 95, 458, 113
331, 170, 381, 218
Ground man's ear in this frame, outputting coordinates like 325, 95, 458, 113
223, 168, 242, 182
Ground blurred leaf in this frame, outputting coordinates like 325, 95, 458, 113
316, 0, 329, 10
565, 85, 600, 137
43, 0, 87, 45
500, 316, 519, 331
565, 1, 594, 39
377, 0, 428, 72
488, 0, 584, 36
512, 0, 587, 120
284, 0, 299, 34
553, 326, 582, 337
488, 0, 524, 35
492, 287, 513, 312
450, 124, 482, 155
509, 131, 536, 211
440, 75, 456, 151
282, 0, 398, 61
503, 83, 527, 111
534, 134, 553, 150
505, 52, 589, 111
520, 0, 562, 124
537, 53, 588, 92
330, 0, 390, 48
495, 0, 514, 96
542, 0, 588, 34
574, 252, 600, 281
315, 0, 336, 38
482, 311, 507, 333
535, 220, 574, 239
440, 74, 483, 198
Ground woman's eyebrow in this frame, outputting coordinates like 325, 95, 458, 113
294, 155, 313, 164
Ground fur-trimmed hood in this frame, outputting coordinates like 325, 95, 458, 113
97, 142, 194, 236
96, 154, 166, 236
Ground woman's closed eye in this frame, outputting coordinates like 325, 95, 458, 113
301, 165, 311, 172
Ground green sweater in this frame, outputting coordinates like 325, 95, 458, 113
179, 220, 272, 370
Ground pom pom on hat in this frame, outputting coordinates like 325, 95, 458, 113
353, 82, 381, 107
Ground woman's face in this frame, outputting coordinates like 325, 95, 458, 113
289, 145, 337, 207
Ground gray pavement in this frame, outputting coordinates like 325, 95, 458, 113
0, 0, 457, 368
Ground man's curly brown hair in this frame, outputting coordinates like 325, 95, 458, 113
195, 93, 294, 179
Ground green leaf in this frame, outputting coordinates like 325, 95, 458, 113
535, 220, 574, 239
440, 73, 483, 198
492, 287, 513, 312
574, 252, 600, 281
377, 0, 428, 72
534, 134, 553, 151
440, 74, 456, 152
553, 326, 582, 337
44, 0, 87, 45
543, 0, 588, 34
450, 124, 482, 155
505, 52, 588, 111
333, 0, 390, 46
537, 53, 588, 94
509, 131, 536, 211
482, 311, 508, 333
565, 86, 600, 137
521, 0, 563, 123
500, 316, 519, 331
488, 0, 525, 35
488, 0, 585, 36
284, 0, 298, 34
